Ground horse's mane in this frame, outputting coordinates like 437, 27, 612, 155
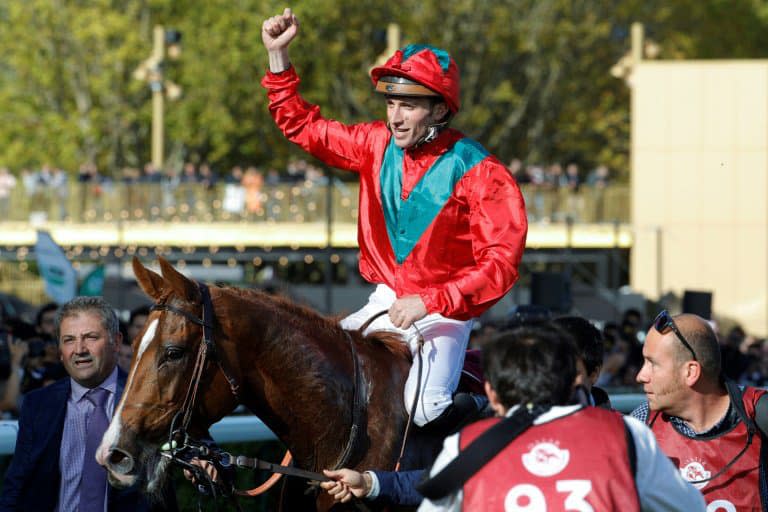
362, 330, 412, 361
216, 285, 411, 361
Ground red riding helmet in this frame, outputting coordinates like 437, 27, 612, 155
371, 44, 460, 113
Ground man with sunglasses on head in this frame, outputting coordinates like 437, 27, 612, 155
632, 310, 768, 511
260, 8, 527, 433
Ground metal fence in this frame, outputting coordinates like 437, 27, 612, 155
0, 182, 629, 225
0, 393, 646, 455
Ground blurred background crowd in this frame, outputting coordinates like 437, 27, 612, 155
468, 306, 768, 392
1, 297, 766, 421
0, 301, 148, 419
0, 157, 624, 226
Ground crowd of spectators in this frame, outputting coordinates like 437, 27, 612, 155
0, 159, 334, 223
507, 158, 617, 222
0, 158, 624, 224
508, 159, 611, 192
470, 306, 768, 393
0, 302, 65, 419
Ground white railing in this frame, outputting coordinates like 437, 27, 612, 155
0, 414, 278, 455
0, 393, 646, 455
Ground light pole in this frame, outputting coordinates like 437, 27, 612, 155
134, 26, 182, 170
151, 26, 165, 170
370, 23, 400, 70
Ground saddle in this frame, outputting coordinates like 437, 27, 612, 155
458, 349, 484, 395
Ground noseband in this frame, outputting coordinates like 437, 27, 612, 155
150, 282, 241, 445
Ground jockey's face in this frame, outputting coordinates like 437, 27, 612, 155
385, 96, 448, 149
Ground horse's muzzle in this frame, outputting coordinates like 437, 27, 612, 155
105, 446, 135, 475
102, 447, 139, 488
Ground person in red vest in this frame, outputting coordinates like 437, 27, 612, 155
632, 311, 768, 511
261, 8, 527, 431
322, 324, 704, 510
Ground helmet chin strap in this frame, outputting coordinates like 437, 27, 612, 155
389, 119, 450, 150
413, 102, 452, 147
418, 121, 448, 146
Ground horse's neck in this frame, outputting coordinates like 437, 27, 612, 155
223, 292, 354, 466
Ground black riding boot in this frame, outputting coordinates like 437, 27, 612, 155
418, 392, 491, 437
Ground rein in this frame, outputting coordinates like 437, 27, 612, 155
356, 309, 424, 473
161, 439, 330, 483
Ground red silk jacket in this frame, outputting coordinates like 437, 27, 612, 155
262, 67, 527, 319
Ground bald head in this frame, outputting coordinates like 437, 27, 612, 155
672, 314, 721, 382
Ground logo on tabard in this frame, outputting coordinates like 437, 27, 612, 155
680, 459, 711, 490
521, 440, 570, 477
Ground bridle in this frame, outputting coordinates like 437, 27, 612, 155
150, 281, 241, 446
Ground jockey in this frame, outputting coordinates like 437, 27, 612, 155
261, 9, 527, 431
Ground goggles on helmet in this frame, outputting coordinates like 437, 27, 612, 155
374, 75, 441, 99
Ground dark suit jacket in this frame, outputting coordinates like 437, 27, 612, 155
0, 369, 177, 512
374, 469, 425, 507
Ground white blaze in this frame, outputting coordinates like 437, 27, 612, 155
100, 319, 159, 453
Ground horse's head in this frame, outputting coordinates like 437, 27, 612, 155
97, 257, 238, 494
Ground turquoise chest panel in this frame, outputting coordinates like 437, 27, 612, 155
380, 137, 488, 263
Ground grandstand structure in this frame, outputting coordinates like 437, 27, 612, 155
630, 26, 768, 336
0, 182, 632, 321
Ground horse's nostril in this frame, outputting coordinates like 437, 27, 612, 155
108, 448, 135, 475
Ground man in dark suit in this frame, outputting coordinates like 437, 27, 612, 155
0, 296, 176, 512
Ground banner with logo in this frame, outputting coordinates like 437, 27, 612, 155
35, 230, 77, 304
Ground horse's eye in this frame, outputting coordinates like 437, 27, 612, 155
164, 346, 185, 362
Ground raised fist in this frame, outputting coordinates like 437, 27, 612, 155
262, 7, 299, 51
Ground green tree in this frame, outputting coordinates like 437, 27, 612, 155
2, 0, 768, 180
0, 0, 148, 171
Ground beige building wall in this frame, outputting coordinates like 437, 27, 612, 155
631, 61, 768, 335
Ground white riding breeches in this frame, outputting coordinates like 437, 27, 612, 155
340, 284, 473, 427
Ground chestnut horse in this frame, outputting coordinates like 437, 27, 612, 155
97, 258, 420, 511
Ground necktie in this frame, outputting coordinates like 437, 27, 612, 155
80, 387, 110, 512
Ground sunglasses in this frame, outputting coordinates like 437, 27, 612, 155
653, 310, 697, 361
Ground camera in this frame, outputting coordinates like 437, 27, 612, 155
0, 330, 11, 380
26, 339, 46, 359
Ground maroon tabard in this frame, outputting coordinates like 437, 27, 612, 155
460, 407, 640, 511
649, 386, 765, 512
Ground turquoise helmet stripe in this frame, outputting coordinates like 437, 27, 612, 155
401, 44, 451, 72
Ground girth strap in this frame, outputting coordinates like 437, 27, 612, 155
330, 330, 367, 470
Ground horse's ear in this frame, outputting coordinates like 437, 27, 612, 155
158, 257, 199, 302
132, 256, 165, 300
